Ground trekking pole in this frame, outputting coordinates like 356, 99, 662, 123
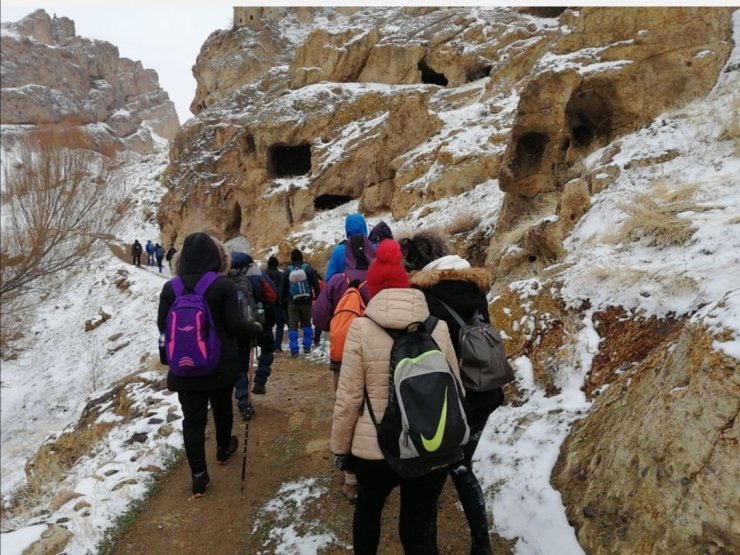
240, 346, 255, 497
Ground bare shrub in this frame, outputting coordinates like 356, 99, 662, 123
0, 128, 127, 312
606, 180, 713, 248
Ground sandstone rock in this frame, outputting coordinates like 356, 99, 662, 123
552, 323, 740, 554
21, 524, 72, 555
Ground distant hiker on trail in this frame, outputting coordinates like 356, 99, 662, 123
331, 239, 461, 554
368, 220, 393, 247
265, 256, 286, 352
402, 232, 504, 555
325, 213, 374, 281
280, 249, 321, 358
131, 239, 142, 267
157, 232, 263, 498
155, 243, 165, 273
229, 252, 278, 416
145, 240, 155, 266
165, 243, 177, 271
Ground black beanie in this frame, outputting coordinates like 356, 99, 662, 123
268, 256, 279, 268
291, 249, 303, 263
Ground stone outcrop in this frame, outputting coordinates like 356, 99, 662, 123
161, 7, 732, 265
552, 321, 740, 554
1, 9, 179, 155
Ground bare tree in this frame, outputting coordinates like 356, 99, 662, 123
1, 128, 128, 307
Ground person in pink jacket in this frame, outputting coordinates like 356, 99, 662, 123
330, 239, 462, 554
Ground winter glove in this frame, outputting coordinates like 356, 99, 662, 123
332, 454, 354, 471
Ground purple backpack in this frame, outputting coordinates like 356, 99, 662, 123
165, 272, 222, 377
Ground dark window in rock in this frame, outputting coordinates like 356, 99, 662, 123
529, 255, 538, 263
314, 194, 353, 211
467, 65, 492, 83
418, 60, 448, 87
513, 132, 548, 170
225, 202, 242, 240
240, 132, 255, 153
267, 144, 311, 177
565, 90, 613, 149
519, 7, 568, 18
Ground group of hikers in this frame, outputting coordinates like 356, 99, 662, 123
155, 213, 511, 555
131, 239, 177, 273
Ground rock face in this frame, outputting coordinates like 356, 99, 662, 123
552, 321, 740, 555
1, 9, 179, 155
160, 6, 732, 263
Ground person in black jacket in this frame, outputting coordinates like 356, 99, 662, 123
131, 240, 142, 267
157, 232, 262, 497
265, 256, 286, 351
401, 231, 503, 555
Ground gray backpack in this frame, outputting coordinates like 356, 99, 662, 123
436, 297, 514, 391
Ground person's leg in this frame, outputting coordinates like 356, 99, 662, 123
253, 332, 274, 392
353, 458, 398, 555
287, 304, 300, 356
210, 387, 237, 462
273, 304, 286, 350
398, 467, 448, 554
178, 391, 209, 473
300, 304, 314, 352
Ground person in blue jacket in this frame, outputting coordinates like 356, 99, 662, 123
145, 240, 155, 266
325, 213, 370, 281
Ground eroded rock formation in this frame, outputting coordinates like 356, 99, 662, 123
1, 9, 179, 155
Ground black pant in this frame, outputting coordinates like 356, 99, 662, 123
353, 458, 447, 555
132, 253, 141, 266
178, 388, 233, 474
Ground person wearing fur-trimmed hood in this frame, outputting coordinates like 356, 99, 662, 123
401, 232, 503, 555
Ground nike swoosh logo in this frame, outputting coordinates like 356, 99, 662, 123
421, 386, 448, 452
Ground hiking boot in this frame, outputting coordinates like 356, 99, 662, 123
251, 382, 266, 395
291, 351, 300, 358
192, 470, 210, 497
240, 404, 255, 421
216, 436, 238, 465
303, 347, 312, 354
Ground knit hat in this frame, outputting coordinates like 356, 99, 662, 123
267, 256, 279, 268
291, 249, 303, 263
366, 239, 409, 298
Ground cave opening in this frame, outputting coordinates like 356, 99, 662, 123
225, 202, 242, 240
565, 90, 613, 149
520, 7, 568, 18
418, 60, 448, 87
467, 65, 492, 83
267, 144, 311, 177
314, 194, 354, 211
512, 131, 548, 170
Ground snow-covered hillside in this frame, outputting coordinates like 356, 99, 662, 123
1, 10, 739, 555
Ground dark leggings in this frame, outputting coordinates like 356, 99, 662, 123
178, 388, 233, 474
353, 458, 447, 555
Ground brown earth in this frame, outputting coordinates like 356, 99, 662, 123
111, 349, 515, 554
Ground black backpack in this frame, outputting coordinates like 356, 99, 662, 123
364, 317, 470, 478
230, 270, 264, 327
435, 297, 514, 391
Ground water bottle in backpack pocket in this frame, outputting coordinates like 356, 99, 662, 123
165, 272, 222, 377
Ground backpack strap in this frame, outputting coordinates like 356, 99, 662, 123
171, 277, 186, 297
363, 388, 381, 429
193, 271, 220, 296
431, 296, 467, 328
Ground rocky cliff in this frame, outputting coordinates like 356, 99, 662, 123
158, 7, 739, 554
0, 9, 179, 155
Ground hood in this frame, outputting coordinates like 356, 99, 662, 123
368, 221, 393, 244
364, 288, 430, 330
410, 264, 490, 292
345, 213, 368, 238
176, 233, 229, 277
231, 251, 253, 270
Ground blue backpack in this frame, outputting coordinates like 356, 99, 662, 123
165, 272, 222, 377
287, 263, 311, 300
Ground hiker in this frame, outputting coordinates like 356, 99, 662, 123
230, 252, 278, 413
165, 243, 177, 271
145, 240, 155, 266
131, 239, 142, 267
265, 256, 286, 352
325, 213, 373, 281
312, 271, 325, 349
401, 231, 504, 555
157, 232, 263, 497
331, 239, 461, 554
155, 243, 165, 273
279, 248, 321, 358
368, 220, 393, 247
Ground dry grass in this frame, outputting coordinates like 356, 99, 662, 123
606, 180, 712, 248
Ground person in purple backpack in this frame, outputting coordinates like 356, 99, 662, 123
157, 232, 263, 498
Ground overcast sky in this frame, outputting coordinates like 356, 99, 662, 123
1, 2, 233, 123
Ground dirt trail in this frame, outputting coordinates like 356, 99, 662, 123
111, 351, 513, 554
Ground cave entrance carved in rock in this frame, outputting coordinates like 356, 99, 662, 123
418, 60, 448, 87
267, 144, 311, 177
225, 202, 242, 240
314, 194, 354, 211
565, 90, 613, 149
512, 131, 549, 171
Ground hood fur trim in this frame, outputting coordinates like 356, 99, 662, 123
410, 266, 490, 291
